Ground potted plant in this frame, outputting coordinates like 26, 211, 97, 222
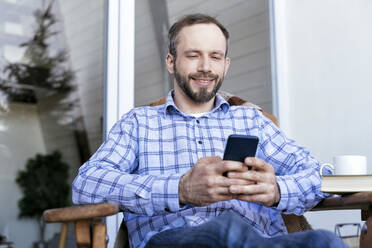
16, 151, 70, 248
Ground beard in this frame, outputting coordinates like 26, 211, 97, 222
174, 64, 224, 104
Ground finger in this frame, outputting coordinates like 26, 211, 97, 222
213, 186, 231, 195
205, 156, 223, 163
216, 176, 256, 187
227, 170, 265, 183
203, 180, 249, 195
229, 184, 266, 195
216, 160, 245, 174
202, 187, 234, 203
234, 193, 268, 204
244, 157, 271, 172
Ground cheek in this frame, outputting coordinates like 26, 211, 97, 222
177, 59, 198, 72
212, 62, 227, 74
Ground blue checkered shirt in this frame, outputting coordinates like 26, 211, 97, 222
72, 91, 328, 248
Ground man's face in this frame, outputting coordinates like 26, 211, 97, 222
167, 23, 230, 104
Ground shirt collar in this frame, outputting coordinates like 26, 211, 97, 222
162, 90, 230, 117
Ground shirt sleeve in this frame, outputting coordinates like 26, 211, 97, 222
254, 109, 330, 215
72, 110, 184, 216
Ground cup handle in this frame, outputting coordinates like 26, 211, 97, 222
320, 163, 334, 176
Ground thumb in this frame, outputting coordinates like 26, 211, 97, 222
217, 160, 245, 174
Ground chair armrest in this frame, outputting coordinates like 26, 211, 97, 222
43, 203, 120, 223
312, 192, 372, 211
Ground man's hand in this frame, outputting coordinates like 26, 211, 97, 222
227, 157, 281, 207
178, 156, 252, 206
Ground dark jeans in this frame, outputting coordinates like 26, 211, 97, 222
145, 212, 348, 248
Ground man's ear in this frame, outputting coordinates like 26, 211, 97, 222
166, 53, 175, 74
223, 57, 231, 77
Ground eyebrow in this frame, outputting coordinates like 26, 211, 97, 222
184, 49, 225, 55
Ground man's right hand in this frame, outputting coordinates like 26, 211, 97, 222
178, 156, 252, 206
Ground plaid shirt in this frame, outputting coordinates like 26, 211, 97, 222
72, 91, 328, 248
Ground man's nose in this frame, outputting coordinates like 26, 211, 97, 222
197, 57, 211, 72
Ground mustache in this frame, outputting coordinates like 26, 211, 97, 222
188, 72, 218, 80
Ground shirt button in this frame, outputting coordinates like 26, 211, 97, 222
196, 120, 200, 124
198, 141, 203, 144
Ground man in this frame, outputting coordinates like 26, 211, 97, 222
73, 14, 346, 248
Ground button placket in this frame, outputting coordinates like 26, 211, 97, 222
195, 118, 203, 148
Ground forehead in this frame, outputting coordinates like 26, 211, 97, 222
177, 23, 227, 54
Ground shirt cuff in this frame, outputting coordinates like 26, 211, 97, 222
151, 173, 184, 213
274, 175, 295, 212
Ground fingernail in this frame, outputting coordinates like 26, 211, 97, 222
229, 172, 236, 177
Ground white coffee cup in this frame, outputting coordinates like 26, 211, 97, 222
320, 155, 367, 175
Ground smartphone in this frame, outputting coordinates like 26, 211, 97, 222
223, 134, 259, 162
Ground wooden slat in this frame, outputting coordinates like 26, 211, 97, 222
226, 50, 269, 78
75, 220, 91, 248
43, 203, 119, 223
229, 32, 269, 59
93, 222, 107, 248
58, 223, 68, 248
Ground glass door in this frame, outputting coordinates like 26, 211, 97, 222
0, 0, 107, 246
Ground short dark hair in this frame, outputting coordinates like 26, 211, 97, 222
168, 14, 230, 59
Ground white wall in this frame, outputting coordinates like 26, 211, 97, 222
272, 0, 372, 232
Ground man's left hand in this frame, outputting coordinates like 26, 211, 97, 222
227, 157, 280, 207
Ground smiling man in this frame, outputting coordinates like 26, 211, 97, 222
72, 14, 347, 248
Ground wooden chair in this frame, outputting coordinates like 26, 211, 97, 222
43, 92, 372, 247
